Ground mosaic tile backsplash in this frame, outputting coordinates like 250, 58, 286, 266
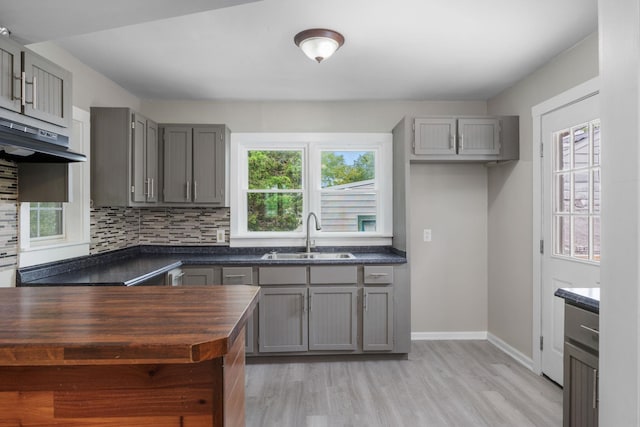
91, 206, 230, 254
0, 160, 18, 270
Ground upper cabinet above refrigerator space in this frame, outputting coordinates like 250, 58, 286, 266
411, 116, 519, 162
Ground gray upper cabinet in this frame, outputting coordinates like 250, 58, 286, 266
91, 107, 158, 207
413, 116, 518, 162
0, 36, 72, 128
161, 124, 227, 206
309, 287, 358, 351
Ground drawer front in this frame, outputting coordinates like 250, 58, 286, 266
222, 267, 253, 285
565, 304, 599, 352
310, 266, 357, 284
259, 267, 307, 285
364, 266, 394, 284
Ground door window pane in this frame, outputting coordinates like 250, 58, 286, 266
551, 119, 600, 263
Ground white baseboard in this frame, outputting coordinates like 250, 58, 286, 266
487, 332, 534, 371
411, 331, 488, 341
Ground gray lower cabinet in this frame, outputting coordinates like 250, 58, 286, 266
363, 287, 394, 351
309, 287, 358, 351
161, 124, 227, 206
258, 287, 308, 353
412, 116, 518, 162
563, 303, 599, 427
91, 107, 158, 206
182, 266, 217, 286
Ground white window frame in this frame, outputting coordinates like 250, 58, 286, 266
231, 133, 392, 247
18, 107, 91, 266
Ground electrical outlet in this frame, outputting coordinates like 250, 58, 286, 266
216, 229, 226, 243
423, 229, 432, 242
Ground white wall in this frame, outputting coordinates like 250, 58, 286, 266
598, 0, 640, 424
27, 42, 141, 112
142, 100, 486, 132
486, 33, 599, 356
410, 164, 488, 334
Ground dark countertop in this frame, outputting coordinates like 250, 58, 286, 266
18, 245, 407, 286
555, 287, 600, 314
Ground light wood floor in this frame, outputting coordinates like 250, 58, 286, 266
245, 340, 562, 427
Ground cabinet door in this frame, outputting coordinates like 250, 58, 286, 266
131, 113, 147, 203
163, 127, 193, 203
22, 51, 72, 128
363, 287, 394, 351
414, 118, 457, 155
0, 38, 21, 113
309, 287, 357, 351
193, 126, 224, 204
146, 119, 158, 202
457, 118, 500, 156
563, 342, 598, 427
258, 287, 308, 353
182, 267, 216, 286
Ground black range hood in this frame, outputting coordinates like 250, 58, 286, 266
0, 118, 86, 163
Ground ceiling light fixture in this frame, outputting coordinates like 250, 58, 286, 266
294, 28, 344, 63
0, 27, 10, 37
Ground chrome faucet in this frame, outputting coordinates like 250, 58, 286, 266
306, 212, 322, 253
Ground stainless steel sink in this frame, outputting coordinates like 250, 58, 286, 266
261, 252, 355, 260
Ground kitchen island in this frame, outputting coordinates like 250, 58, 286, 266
0, 285, 259, 426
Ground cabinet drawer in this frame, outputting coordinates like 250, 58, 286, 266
310, 266, 357, 284
565, 304, 599, 352
364, 266, 394, 284
222, 267, 253, 285
259, 267, 307, 285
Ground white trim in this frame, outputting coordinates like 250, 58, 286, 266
0, 268, 16, 287
488, 332, 534, 371
411, 331, 488, 341
531, 77, 599, 375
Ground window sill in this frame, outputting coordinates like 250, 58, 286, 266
19, 241, 90, 268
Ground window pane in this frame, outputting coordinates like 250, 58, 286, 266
321, 151, 375, 188
573, 216, 589, 259
30, 202, 63, 239
30, 209, 38, 237
554, 215, 571, 256
573, 171, 589, 213
592, 122, 600, 166
555, 173, 570, 213
573, 125, 589, 169
247, 193, 303, 232
555, 131, 571, 171
248, 150, 302, 190
592, 216, 601, 261
592, 168, 600, 214
320, 191, 377, 232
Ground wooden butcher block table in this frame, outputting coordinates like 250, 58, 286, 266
0, 285, 259, 427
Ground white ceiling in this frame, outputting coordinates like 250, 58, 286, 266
1, 0, 598, 101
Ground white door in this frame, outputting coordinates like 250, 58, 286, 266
541, 94, 600, 385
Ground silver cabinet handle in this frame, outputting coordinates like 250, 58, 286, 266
580, 324, 599, 335
302, 293, 307, 313
450, 133, 455, 150
144, 178, 149, 196
194, 181, 198, 201
150, 178, 154, 199
24, 74, 36, 106
309, 293, 312, 312
186, 181, 190, 201
224, 274, 246, 278
32, 75, 37, 107
13, 73, 23, 103
364, 291, 369, 311
21, 71, 26, 107
459, 133, 464, 150
369, 273, 389, 277
593, 368, 598, 409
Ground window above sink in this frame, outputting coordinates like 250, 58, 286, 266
230, 133, 393, 248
